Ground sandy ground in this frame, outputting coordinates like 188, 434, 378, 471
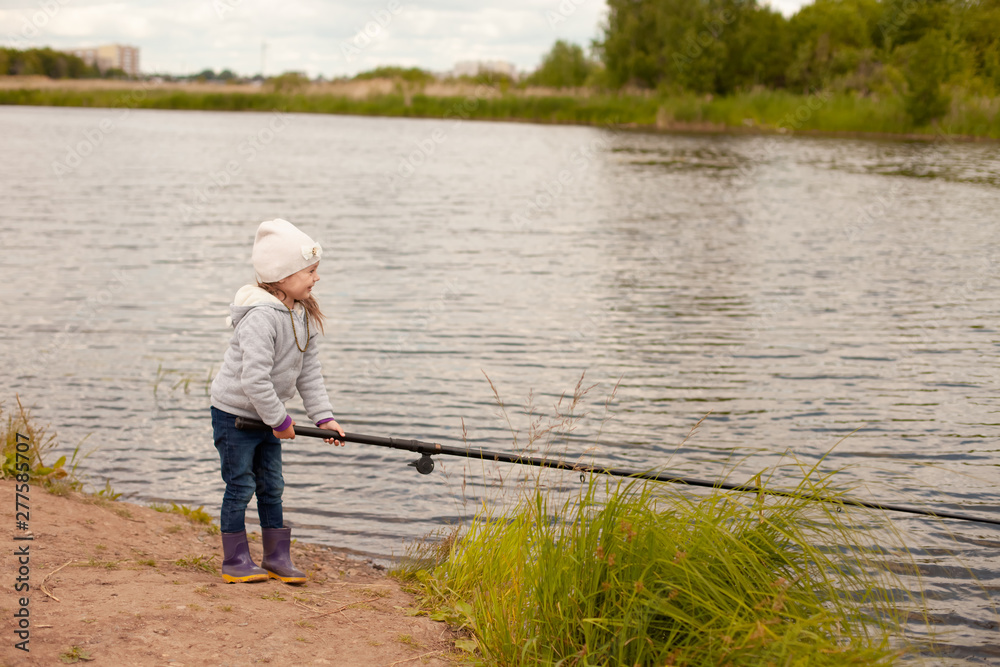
0, 480, 459, 666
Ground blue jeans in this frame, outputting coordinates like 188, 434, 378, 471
211, 406, 284, 534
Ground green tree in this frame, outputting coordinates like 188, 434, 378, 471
717, 2, 790, 91
877, 0, 953, 51
785, 0, 881, 90
526, 40, 596, 88
953, 0, 1000, 91
11, 49, 42, 76
600, 0, 710, 89
600, 0, 791, 94
591, 0, 994, 101
984, 41, 1000, 92
904, 29, 953, 125
0, 48, 95, 78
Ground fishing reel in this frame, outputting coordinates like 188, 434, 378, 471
408, 453, 435, 475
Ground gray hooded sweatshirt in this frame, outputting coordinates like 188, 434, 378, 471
211, 285, 335, 428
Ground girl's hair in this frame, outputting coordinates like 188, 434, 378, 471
257, 281, 326, 334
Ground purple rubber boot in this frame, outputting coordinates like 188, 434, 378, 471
221, 531, 268, 583
261, 527, 307, 584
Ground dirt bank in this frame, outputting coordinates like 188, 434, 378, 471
0, 480, 457, 666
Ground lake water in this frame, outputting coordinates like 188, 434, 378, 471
1, 105, 998, 662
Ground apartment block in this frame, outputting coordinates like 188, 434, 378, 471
68, 44, 140, 77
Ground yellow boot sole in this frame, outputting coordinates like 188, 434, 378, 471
267, 571, 306, 584
222, 572, 269, 583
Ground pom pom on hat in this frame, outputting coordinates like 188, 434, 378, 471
252, 219, 323, 283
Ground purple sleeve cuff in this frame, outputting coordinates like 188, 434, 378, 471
316, 418, 335, 426
274, 415, 293, 431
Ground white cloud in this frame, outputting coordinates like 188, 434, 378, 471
1, 0, 813, 77
763, 0, 811, 16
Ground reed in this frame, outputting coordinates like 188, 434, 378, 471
395, 471, 922, 665
2, 85, 997, 138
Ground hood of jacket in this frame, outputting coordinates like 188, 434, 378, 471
226, 284, 302, 328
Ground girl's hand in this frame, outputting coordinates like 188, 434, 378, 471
319, 420, 346, 447
273, 420, 296, 439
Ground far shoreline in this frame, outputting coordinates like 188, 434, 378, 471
2, 75, 998, 144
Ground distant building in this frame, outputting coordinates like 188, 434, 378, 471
67, 44, 140, 77
453, 60, 517, 80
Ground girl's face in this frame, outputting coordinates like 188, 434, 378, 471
277, 262, 320, 304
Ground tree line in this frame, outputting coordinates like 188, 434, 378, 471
0, 48, 100, 78
531, 0, 999, 123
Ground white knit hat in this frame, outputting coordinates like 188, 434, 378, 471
252, 219, 323, 283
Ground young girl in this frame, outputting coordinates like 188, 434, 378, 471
210, 218, 345, 584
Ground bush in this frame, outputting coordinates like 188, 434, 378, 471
1, 397, 71, 486
267, 71, 310, 93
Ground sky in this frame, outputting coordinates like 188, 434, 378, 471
0, 0, 813, 78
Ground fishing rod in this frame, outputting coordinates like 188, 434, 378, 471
235, 418, 1000, 528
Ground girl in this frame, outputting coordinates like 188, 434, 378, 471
210, 218, 345, 584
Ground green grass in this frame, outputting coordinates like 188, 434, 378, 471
151, 502, 214, 524
174, 554, 218, 574
1, 85, 997, 138
0, 396, 129, 505
150, 501, 220, 535
1, 396, 74, 487
394, 472, 924, 666
59, 645, 93, 663
82, 557, 120, 570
